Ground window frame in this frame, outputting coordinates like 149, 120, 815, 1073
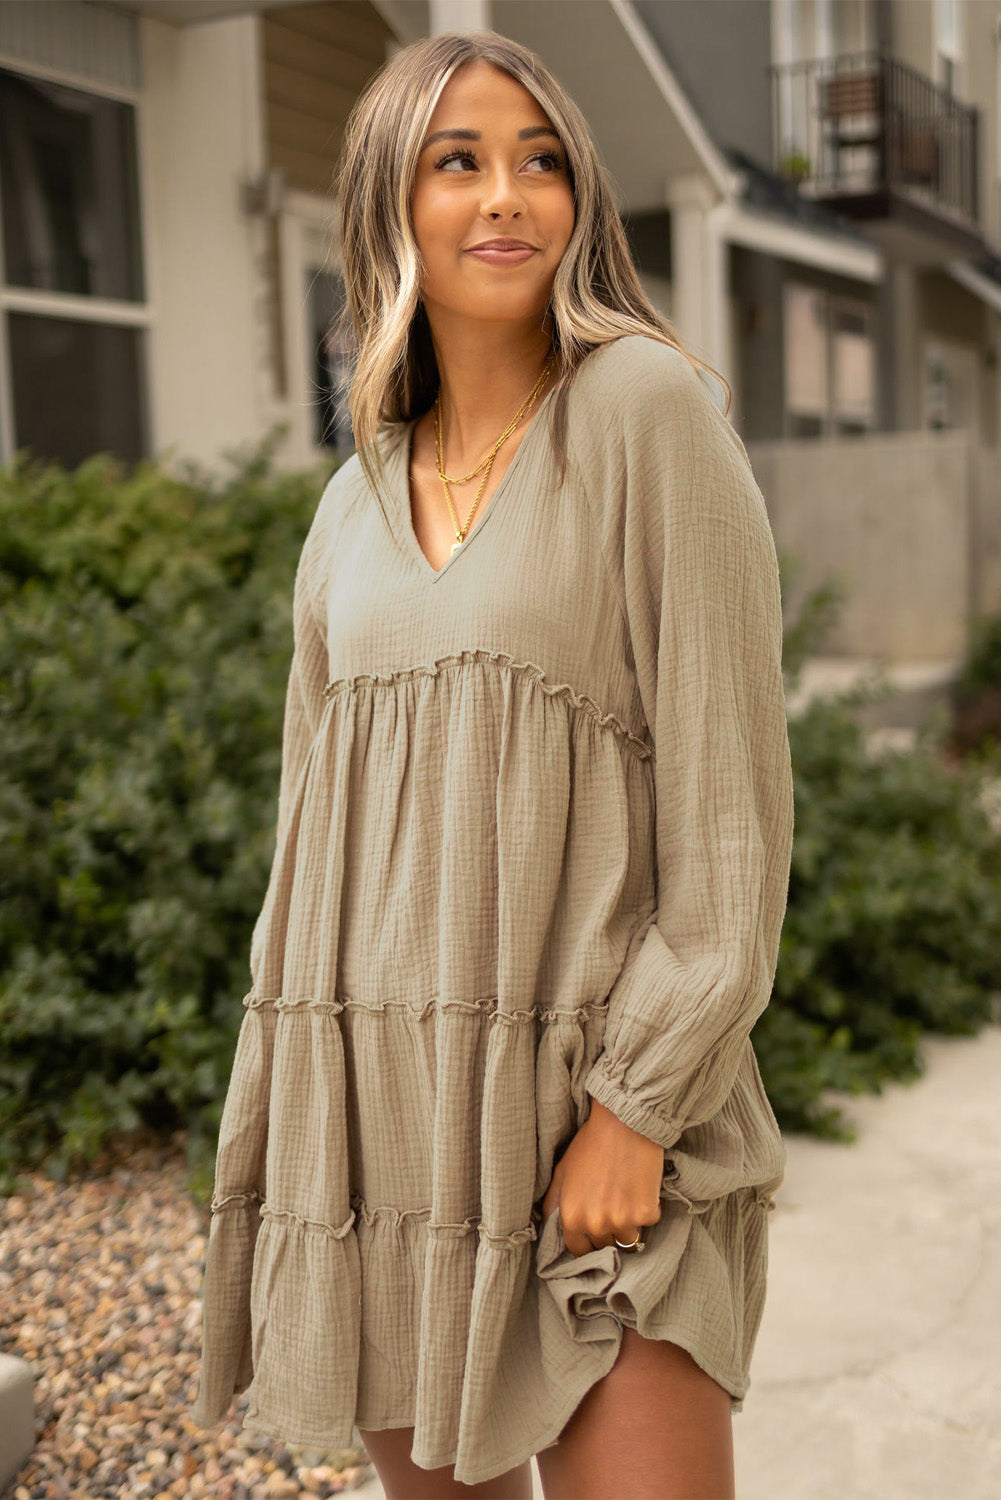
278, 187, 354, 468
0, 49, 154, 466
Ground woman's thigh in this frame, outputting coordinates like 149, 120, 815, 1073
534, 1328, 735, 1500
357, 1425, 534, 1500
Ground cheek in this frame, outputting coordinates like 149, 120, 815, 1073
412, 189, 465, 254
543, 182, 575, 230
411, 181, 445, 238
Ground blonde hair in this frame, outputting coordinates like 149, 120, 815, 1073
330, 28, 731, 499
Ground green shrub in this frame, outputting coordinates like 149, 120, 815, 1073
752, 550, 1001, 1138
0, 431, 334, 1196
947, 608, 1001, 757
954, 609, 1001, 699
755, 681, 1001, 1138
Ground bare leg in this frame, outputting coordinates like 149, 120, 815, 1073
535, 1329, 735, 1500
357, 1425, 534, 1500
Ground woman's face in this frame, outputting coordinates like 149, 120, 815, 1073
410, 59, 575, 335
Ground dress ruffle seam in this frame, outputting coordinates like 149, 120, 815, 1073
349, 1195, 539, 1245
241, 990, 609, 1024
322, 648, 652, 760
210, 1188, 262, 1213
208, 1189, 539, 1247
259, 1204, 357, 1240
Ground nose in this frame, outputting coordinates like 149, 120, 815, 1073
478, 160, 528, 219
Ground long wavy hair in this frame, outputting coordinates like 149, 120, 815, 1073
329, 28, 731, 500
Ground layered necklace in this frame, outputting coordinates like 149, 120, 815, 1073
433, 351, 557, 557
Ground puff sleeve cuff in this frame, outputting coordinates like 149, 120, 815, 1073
582, 344, 795, 1151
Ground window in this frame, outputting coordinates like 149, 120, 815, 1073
831, 300, 875, 433
278, 195, 356, 466
0, 64, 149, 468
784, 282, 828, 437
307, 264, 353, 456
784, 280, 876, 436
923, 337, 977, 432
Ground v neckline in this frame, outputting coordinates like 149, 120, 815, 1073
395, 381, 558, 584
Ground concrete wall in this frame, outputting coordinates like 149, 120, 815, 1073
746, 428, 998, 661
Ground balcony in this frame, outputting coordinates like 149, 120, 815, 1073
769, 50, 984, 260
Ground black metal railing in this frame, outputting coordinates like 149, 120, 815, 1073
769, 49, 979, 225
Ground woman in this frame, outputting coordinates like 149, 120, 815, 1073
191, 29, 794, 1500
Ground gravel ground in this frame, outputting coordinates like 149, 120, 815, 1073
1, 1126, 374, 1500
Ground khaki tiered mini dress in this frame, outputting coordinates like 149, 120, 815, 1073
190, 334, 795, 1486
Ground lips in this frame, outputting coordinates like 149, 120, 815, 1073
465, 242, 539, 264
467, 240, 537, 251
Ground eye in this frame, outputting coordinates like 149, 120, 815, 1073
432, 149, 477, 172
432, 148, 564, 174
528, 150, 563, 173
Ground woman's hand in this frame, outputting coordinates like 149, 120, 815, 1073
540, 1098, 665, 1257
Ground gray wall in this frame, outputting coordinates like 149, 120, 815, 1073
748, 430, 1001, 661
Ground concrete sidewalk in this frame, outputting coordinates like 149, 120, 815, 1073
736, 1022, 1001, 1500
351, 1024, 1001, 1499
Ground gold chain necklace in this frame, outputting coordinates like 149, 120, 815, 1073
433, 353, 556, 557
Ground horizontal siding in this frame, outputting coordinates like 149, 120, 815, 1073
267, 58, 357, 121
263, 1, 392, 194
269, 0, 391, 57
266, 101, 343, 193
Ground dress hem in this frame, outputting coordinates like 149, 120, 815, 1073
239, 1318, 748, 1486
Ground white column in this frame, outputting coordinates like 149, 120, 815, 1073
142, 13, 272, 470
429, 0, 491, 34
664, 172, 731, 385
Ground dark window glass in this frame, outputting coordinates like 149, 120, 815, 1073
0, 66, 143, 301
8, 310, 147, 468
308, 266, 354, 455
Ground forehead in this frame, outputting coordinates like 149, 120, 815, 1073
427, 59, 552, 125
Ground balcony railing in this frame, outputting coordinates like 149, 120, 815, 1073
769, 49, 979, 226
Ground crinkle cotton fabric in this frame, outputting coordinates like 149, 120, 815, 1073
189, 335, 795, 1485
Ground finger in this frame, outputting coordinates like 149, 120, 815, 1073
577, 1223, 643, 1252
562, 1226, 598, 1257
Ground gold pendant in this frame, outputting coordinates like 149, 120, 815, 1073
450, 538, 464, 556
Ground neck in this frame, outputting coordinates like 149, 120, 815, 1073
424, 316, 556, 464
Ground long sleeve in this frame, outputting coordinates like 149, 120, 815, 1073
581, 340, 795, 1152
248, 502, 331, 990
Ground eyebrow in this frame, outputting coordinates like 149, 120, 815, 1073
420, 125, 561, 152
